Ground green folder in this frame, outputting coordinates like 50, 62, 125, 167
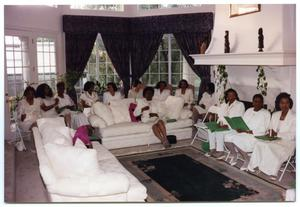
255, 135, 281, 141
205, 121, 230, 132
224, 116, 250, 131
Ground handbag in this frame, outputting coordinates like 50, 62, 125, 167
167, 135, 177, 144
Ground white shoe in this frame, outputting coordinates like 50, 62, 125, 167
240, 166, 248, 171
229, 156, 238, 166
204, 152, 211, 157
216, 154, 226, 160
247, 167, 255, 173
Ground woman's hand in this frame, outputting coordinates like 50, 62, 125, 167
142, 106, 150, 112
21, 114, 26, 122
219, 124, 228, 129
183, 103, 188, 107
269, 129, 277, 137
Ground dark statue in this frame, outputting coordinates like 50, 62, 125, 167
224, 30, 230, 53
258, 27, 264, 52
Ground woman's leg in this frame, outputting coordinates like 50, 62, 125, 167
64, 113, 72, 128
236, 145, 251, 169
152, 124, 164, 142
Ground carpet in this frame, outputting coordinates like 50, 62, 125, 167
133, 154, 258, 201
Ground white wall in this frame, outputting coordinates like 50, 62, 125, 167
209, 4, 296, 111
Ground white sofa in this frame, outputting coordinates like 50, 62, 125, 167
88, 97, 193, 149
33, 117, 147, 202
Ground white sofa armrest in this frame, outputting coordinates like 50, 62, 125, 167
47, 172, 129, 197
88, 114, 107, 129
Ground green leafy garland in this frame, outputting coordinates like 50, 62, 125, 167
215, 65, 228, 103
256, 65, 268, 96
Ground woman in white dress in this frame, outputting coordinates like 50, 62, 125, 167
103, 82, 123, 105
134, 87, 170, 148
207, 88, 245, 158
175, 79, 194, 109
80, 81, 99, 108
36, 83, 59, 118
248, 93, 296, 180
153, 81, 171, 101
193, 82, 217, 122
17, 86, 41, 132
128, 79, 144, 100
224, 94, 271, 170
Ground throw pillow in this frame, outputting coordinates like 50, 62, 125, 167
37, 117, 66, 132
180, 109, 193, 119
165, 96, 185, 120
44, 143, 103, 179
92, 102, 114, 126
41, 126, 72, 146
88, 114, 107, 128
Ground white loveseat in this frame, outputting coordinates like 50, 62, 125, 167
33, 117, 147, 202
88, 97, 193, 149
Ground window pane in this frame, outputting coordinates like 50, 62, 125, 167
106, 75, 115, 82
99, 51, 107, 62
159, 51, 168, 61
150, 74, 159, 85
44, 53, 50, 66
172, 74, 181, 85
50, 53, 56, 65
160, 62, 168, 73
171, 51, 181, 61
171, 38, 180, 50
172, 62, 181, 73
107, 64, 114, 74
149, 63, 158, 73
141, 73, 150, 85
99, 63, 106, 74
160, 74, 168, 82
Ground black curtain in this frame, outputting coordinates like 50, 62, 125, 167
130, 33, 163, 81
101, 34, 131, 96
173, 32, 212, 102
65, 33, 98, 105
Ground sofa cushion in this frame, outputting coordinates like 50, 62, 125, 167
165, 96, 185, 120
88, 114, 107, 128
109, 99, 133, 124
180, 109, 193, 119
100, 122, 151, 138
44, 143, 103, 179
92, 102, 114, 126
41, 126, 72, 146
37, 117, 66, 132
166, 118, 193, 131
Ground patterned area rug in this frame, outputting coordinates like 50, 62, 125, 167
134, 154, 257, 201
118, 146, 284, 202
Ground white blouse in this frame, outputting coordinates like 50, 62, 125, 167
102, 91, 123, 105
243, 107, 271, 136
218, 100, 245, 125
55, 93, 74, 108
175, 88, 194, 105
128, 88, 143, 100
80, 91, 99, 107
17, 98, 41, 122
198, 92, 217, 110
153, 89, 171, 101
41, 97, 58, 118
134, 98, 166, 123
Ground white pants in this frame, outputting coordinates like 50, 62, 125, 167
208, 130, 235, 152
225, 133, 258, 153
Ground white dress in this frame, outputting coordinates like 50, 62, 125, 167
102, 91, 123, 105
54, 93, 74, 115
248, 110, 296, 176
17, 98, 41, 131
133, 98, 166, 123
40, 97, 58, 118
80, 91, 99, 107
208, 100, 245, 152
194, 92, 217, 114
224, 108, 271, 152
128, 88, 143, 100
175, 88, 194, 109
153, 89, 171, 101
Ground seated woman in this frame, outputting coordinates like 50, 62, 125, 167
17, 86, 41, 132
80, 81, 99, 108
36, 83, 59, 118
248, 93, 295, 180
207, 88, 245, 159
128, 79, 144, 100
193, 82, 217, 122
134, 87, 170, 148
175, 79, 194, 109
153, 81, 171, 101
103, 82, 123, 105
224, 94, 271, 170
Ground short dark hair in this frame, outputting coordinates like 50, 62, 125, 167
83, 81, 95, 92
156, 81, 167, 89
207, 82, 215, 94
56, 81, 65, 89
224, 88, 239, 103
23, 86, 36, 98
143, 86, 154, 97
275, 92, 293, 111
178, 79, 188, 88
252, 94, 264, 103
107, 82, 118, 92
36, 83, 53, 98
132, 79, 142, 88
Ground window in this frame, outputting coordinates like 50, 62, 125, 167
70, 5, 124, 11
139, 4, 201, 10
77, 34, 120, 90
5, 35, 30, 97
36, 37, 57, 89
142, 34, 201, 99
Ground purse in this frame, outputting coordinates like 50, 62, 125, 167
167, 135, 177, 144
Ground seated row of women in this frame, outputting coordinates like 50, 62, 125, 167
79, 79, 195, 108
205, 89, 295, 181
